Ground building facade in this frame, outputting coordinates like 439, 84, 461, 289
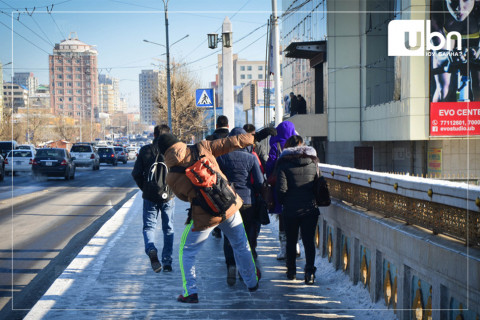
3, 83, 29, 111
13, 72, 38, 96
49, 33, 99, 122
98, 74, 120, 113
280, 0, 480, 179
139, 69, 160, 125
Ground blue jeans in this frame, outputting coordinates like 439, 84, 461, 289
143, 198, 175, 265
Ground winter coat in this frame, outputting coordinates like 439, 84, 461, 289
206, 127, 229, 141
265, 121, 297, 177
131, 140, 174, 203
298, 97, 307, 114
276, 145, 319, 217
163, 133, 255, 231
217, 132, 264, 205
290, 95, 299, 115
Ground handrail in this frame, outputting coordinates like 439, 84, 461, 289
319, 164, 480, 246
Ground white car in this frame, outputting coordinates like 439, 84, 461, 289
4, 150, 34, 175
127, 147, 138, 160
18, 144, 37, 156
70, 144, 100, 170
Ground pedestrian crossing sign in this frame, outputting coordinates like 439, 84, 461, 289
196, 88, 214, 107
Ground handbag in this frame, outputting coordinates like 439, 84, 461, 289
313, 165, 331, 207
254, 194, 270, 225
261, 181, 275, 211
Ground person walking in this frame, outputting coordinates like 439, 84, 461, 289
243, 124, 268, 169
217, 127, 265, 286
206, 115, 230, 239
265, 120, 297, 260
157, 127, 276, 303
276, 135, 319, 284
289, 92, 299, 116
131, 124, 175, 273
297, 94, 307, 114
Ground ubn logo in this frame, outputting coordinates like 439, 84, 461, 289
388, 20, 461, 56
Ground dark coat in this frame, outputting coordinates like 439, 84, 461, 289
290, 95, 299, 115
131, 140, 173, 203
298, 97, 307, 114
217, 148, 264, 205
276, 145, 319, 217
206, 127, 229, 141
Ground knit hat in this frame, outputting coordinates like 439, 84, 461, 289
157, 133, 179, 154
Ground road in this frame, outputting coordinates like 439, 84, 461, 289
0, 162, 138, 319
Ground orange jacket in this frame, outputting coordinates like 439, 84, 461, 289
163, 133, 255, 231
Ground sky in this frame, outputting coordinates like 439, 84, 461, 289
0, 0, 276, 112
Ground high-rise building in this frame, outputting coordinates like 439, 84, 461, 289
98, 83, 115, 115
3, 83, 29, 111
13, 72, 38, 96
139, 70, 160, 125
49, 32, 98, 121
98, 74, 120, 113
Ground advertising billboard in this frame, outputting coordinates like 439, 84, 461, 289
429, 0, 480, 136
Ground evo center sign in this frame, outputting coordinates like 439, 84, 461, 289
387, 20, 461, 57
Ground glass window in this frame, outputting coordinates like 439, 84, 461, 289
240, 66, 245, 71
240, 74, 245, 79
258, 74, 263, 79
247, 74, 252, 79
57, 90, 63, 94
57, 82, 63, 86
247, 66, 252, 71
258, 66, 263, 70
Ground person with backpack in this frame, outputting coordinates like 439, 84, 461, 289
156, 127, 276, 303
205, 115, 230, 239
131, 124, 175, 273
275, 135, 320, 284
216, 127, 264, 286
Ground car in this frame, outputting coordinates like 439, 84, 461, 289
97, 147, 118, 166
0, 154, 4, 182
126, 147, 138, 160
70, 143, 100, 170
113, 146, 128, 164
17, 144, 37, 156
32, 148, 76, 180
4, 150, 34, 175
0, 140, 18, 158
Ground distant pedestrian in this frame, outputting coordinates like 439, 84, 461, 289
276, 135, 319, 284
157, 127, 276, 303
265, 120, 297, 260
205, 115, 230, 239
131, 124, 175, 273
297, 94, 307, 114
243, 123, 268, 168
289, 92, 299, 116
217, 127, 265, 286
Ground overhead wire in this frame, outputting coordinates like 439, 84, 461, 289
47, 5, 67, 40
0, 19, 50, 54
0, 9, 54, 48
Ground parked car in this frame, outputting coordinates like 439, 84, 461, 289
97, 147, 118, 166
32, 148, 76, 180
70, 143, 100, 170
4, 150, 34, 175
0, 140, 18, 158
17, 144, 36, 156
127, 147, 138, 160
113, 146, 128, 164
0, 154, 4, 182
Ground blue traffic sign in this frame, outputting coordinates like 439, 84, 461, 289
196, 88, 214, 107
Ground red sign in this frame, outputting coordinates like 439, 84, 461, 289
430, 102, 480, 136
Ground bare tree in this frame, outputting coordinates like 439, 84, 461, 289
0, 110, 23, 142
154, 63, 207, 142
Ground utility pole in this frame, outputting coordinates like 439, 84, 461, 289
163, 0, 172, 129
272, 0, 283, 126
222, 17, 234, 126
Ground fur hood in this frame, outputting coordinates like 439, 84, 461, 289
280, 145, 317, 158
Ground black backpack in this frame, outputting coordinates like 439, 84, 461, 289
313, 164, 331, 207
144, 149, 170, 203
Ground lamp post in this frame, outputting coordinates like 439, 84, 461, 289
207, 17, 234, 126
143, 29, 189, 129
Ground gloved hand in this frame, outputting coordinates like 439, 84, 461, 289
255, 127, 277, 142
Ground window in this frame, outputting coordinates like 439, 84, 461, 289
68, 104, 73, 110
240, 74, 245, 79
68, 97, 72, 101
57, 75, 63, 79
57, 82, 63, 87
67, 67, 73, 72
58, 97, 63, 102
75, 59, 80, 63
76, 82, 82, 86
258, 66, 263, 70
57, 90, 63, 94
76, 90, 82, 94
67, 82, 72, 87
247, 66, 252, 71
67, 90, 73, 94
56, 67, 63, 71
247, 74, 252, 79
67, 75, 73, 79
76, 97, 82, 101
59, 104, 64, 109
76, 74, 81, 79
240, 66, 245, 71
76, 67, 81, 72
258, 74, 263, 79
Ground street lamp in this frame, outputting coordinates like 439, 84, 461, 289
207, 32, 232, 49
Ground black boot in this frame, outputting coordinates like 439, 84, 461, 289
304, 267, 316, 285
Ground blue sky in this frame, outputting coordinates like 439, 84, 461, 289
0, 0, 276, 110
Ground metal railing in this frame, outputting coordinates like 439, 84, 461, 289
320, 164, 480, 247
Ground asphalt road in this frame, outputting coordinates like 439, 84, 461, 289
0, 162, 138, 319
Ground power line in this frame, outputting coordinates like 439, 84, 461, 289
47, 9, 66, 40
0, 19, 50, 54
0, 11, 54, 48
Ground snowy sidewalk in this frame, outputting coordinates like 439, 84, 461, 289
26, 193, 396, 319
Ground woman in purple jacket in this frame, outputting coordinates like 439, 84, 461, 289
265, 120, 297, 260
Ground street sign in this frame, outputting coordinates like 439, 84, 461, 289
196, 88, 214, 107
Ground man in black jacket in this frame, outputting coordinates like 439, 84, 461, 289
205, 115, 229, 239
132, 124, 175, 273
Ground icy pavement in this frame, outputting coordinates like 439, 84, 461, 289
25, 193, 397, 319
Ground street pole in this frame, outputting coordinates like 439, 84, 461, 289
163, 0, 172, 129
80, 107, 83, 142
272, 0, 283, 126
222, 17, 234, 126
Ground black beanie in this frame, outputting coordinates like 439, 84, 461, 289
157, 133, 179, 154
